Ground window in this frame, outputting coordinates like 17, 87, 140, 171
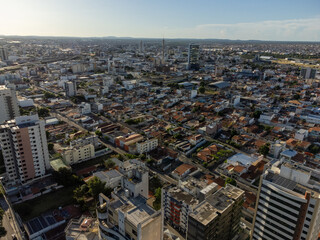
132, 229, 137, 236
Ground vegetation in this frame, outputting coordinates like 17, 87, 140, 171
153, 187, 162, 210
198, 86, 205, 94
308, 144, 320, 154
52, 168, 83, 187
125, 118, 143, 125
259, 143, 270, 156
13, 187, 75, 220
225, 177, 237, 186
48, 142, 54, 151
37, 107, 50, 118
95, 130, 102, 137
44, 91, 56, 99
104, 159, 116, 170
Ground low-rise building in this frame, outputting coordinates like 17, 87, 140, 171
136, 138, 158, 154
62, 144, 95, 165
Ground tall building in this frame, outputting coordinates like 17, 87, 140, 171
97, 161, 161, 240
186, 184, 244, 240
0, 115, 50, 184
65, 81, 77, 97
251, 161, 320, 240
300, 68, 317, 79
0, 85, 20, 124
188, 44, 200, 70
0, 47, 8, 61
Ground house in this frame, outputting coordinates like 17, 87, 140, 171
172, 163, 197, 180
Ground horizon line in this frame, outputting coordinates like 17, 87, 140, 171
0, 34, 320, 43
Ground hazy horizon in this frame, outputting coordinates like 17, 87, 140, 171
1, 0, 320, 41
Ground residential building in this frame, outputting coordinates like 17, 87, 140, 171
162, 185, 199, 234
65, 81, 77, 97
136, 138, 158, 154
62, 144, 95, 165
187, 184, 244, 240
97, 190, 162, 240
65, 216, 98, 240
300, 68, 317, 79
0, 85, 20, 124
0, 115, 50, 184
251, 161, 320, 240
0, 47, 8, 61
121, 166, 148, 199
188, 44, 200, 70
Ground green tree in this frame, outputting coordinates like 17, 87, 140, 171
95, 130, 102, 137
48, 143, 54, 151
87, 176, 106, 200
199, 86, 205, 94
225, 177, 236, 186
259, 144, 270, 156
153, 187, 162, 210
53, 168, 83, 187
0, 226, 6, 237
37, 107, 50, 117
105, 159, 116, 169
293, 94, 300, 100
252, 110, 262, 119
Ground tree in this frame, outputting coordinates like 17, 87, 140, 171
95, 130, 102, 137
225, 177, 236, 186
0, 226, 6, 237
252, 110, 262, 119
199, 86, 205, 94
87, 176, 106, 200
153, 187, 162, 210
37, 107, 50, 118
293, 94, 300, 100
259, 144, 270, 156
53, 168, 83, 187
105, 159, 116, 169
48, 143, 54, 151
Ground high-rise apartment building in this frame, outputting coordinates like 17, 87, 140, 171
187, 184, 244, 240
251, 161, 320, 240
65, 81, 77, 97
0, 115, 50, 184
0, 47, 8, 61
300, 68, 317, 79
0, 86, 20, 124
188, 44, 200, 70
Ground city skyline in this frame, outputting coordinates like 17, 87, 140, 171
1, 0, 320, 41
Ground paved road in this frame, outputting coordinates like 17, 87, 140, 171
0, 198, 15, 240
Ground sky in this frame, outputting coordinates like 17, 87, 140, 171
1, 0, 320, 41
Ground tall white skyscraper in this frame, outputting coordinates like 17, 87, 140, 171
0, 115, 50, 185
251, 161, 320, 240
0, 85, 20, 124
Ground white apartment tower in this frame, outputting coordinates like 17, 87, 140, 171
0, 86, 20, 124
251, 161, 320, 240
0, 115, 50, 184
65, 81, 77, 97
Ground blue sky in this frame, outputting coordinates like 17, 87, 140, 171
1, 0, 320, 41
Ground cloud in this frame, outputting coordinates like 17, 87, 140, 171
165, 17, 320, 41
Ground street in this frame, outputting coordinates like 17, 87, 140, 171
0, 198, 14, 240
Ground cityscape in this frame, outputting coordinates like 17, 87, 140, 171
1, 1, 320, 240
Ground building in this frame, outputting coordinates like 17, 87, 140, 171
188, 44, 200, 70
162, 185, 199, 235
251, 161, 320, 240
0, 47, 8, 61
300, 68, 317, 79
65, 81, 77, 97
121, 166, 149, 199
187, 184, 244, 240
97, 190, 162, 240
136, 138, 158, 154
0, 86, 20, 124
0, 115, 50, 184
62, 144, 95, 165
65, 216, 99, 240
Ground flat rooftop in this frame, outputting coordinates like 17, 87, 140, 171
164, 186, 199, 206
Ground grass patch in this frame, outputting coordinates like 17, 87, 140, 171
71, 155, 109, 171
13, 187, 75, 221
